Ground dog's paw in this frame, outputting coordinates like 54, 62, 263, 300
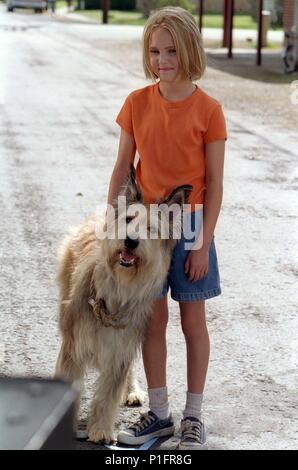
87, 424, 114, 444
125, 390, 145, 406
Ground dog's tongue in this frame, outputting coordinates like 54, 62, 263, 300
121, 249, 135, 262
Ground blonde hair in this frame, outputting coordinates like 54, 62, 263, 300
142, 6, 206, 82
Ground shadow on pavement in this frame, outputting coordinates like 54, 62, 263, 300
207, 50, 298, 83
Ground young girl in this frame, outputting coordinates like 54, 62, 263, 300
107, 6, 227, 450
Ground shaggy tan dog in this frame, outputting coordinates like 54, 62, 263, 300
55, 165, 192, 443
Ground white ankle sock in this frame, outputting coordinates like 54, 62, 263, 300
148, 386, 170, 419
183, 391, 203, 420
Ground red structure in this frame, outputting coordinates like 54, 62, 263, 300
198, 0, 266, 66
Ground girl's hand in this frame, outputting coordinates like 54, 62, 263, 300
184, 247, 209, 282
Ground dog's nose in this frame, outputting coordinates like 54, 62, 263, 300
125, 237, 139, 251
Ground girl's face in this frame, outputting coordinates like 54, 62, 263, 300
149, 28, 180, 83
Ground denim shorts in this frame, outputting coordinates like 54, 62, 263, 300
158, 209, 221, 302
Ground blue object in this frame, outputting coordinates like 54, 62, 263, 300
104, 436, 158, 451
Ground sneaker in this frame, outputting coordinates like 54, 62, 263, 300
117, 410, 175, 445
177, 416, 206, 450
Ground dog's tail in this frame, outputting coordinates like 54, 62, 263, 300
57, 232, 77, 296
56, 230, 79, 336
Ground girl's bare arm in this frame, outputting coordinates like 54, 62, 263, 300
107, 129, 136, 206
202, 140, 225, 250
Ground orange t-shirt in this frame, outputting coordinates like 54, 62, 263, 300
116, 82, 227, 211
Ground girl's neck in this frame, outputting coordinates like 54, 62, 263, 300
158, 80, 197, 102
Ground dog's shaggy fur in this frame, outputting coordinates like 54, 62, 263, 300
55, 166, 192, 443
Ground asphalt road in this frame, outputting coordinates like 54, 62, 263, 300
0, 6, 297, 450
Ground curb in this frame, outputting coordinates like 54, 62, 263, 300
55, 7, 99, 24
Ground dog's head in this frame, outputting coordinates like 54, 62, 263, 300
102, 165, 192, 284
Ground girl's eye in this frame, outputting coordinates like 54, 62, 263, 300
150, 50, 176, 54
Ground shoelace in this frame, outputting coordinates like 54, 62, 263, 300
181, 419, 203, 442
130, 413, 156, 433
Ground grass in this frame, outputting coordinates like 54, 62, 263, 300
71, 10, 282, 31
198, 13, 257, 29
56, 1, 68, 9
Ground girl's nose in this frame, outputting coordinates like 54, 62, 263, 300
159, 58, 170, 66
158, 52, 169, 62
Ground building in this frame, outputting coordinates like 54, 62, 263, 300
283, 0, 298, 32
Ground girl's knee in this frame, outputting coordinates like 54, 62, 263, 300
147, 314, 168, 336
147, 298, 169, 335
182, 324, 209, 341
179, 301, 206, 333
180, 310, 208, 339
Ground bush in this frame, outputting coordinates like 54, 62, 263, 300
156, 0, 193, 13
137, 0, 193, 18
82, 0, 136, 11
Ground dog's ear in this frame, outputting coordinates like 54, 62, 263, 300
120, 164, 143, 205
158, 185, 193, 240
163, 185, 193, 208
